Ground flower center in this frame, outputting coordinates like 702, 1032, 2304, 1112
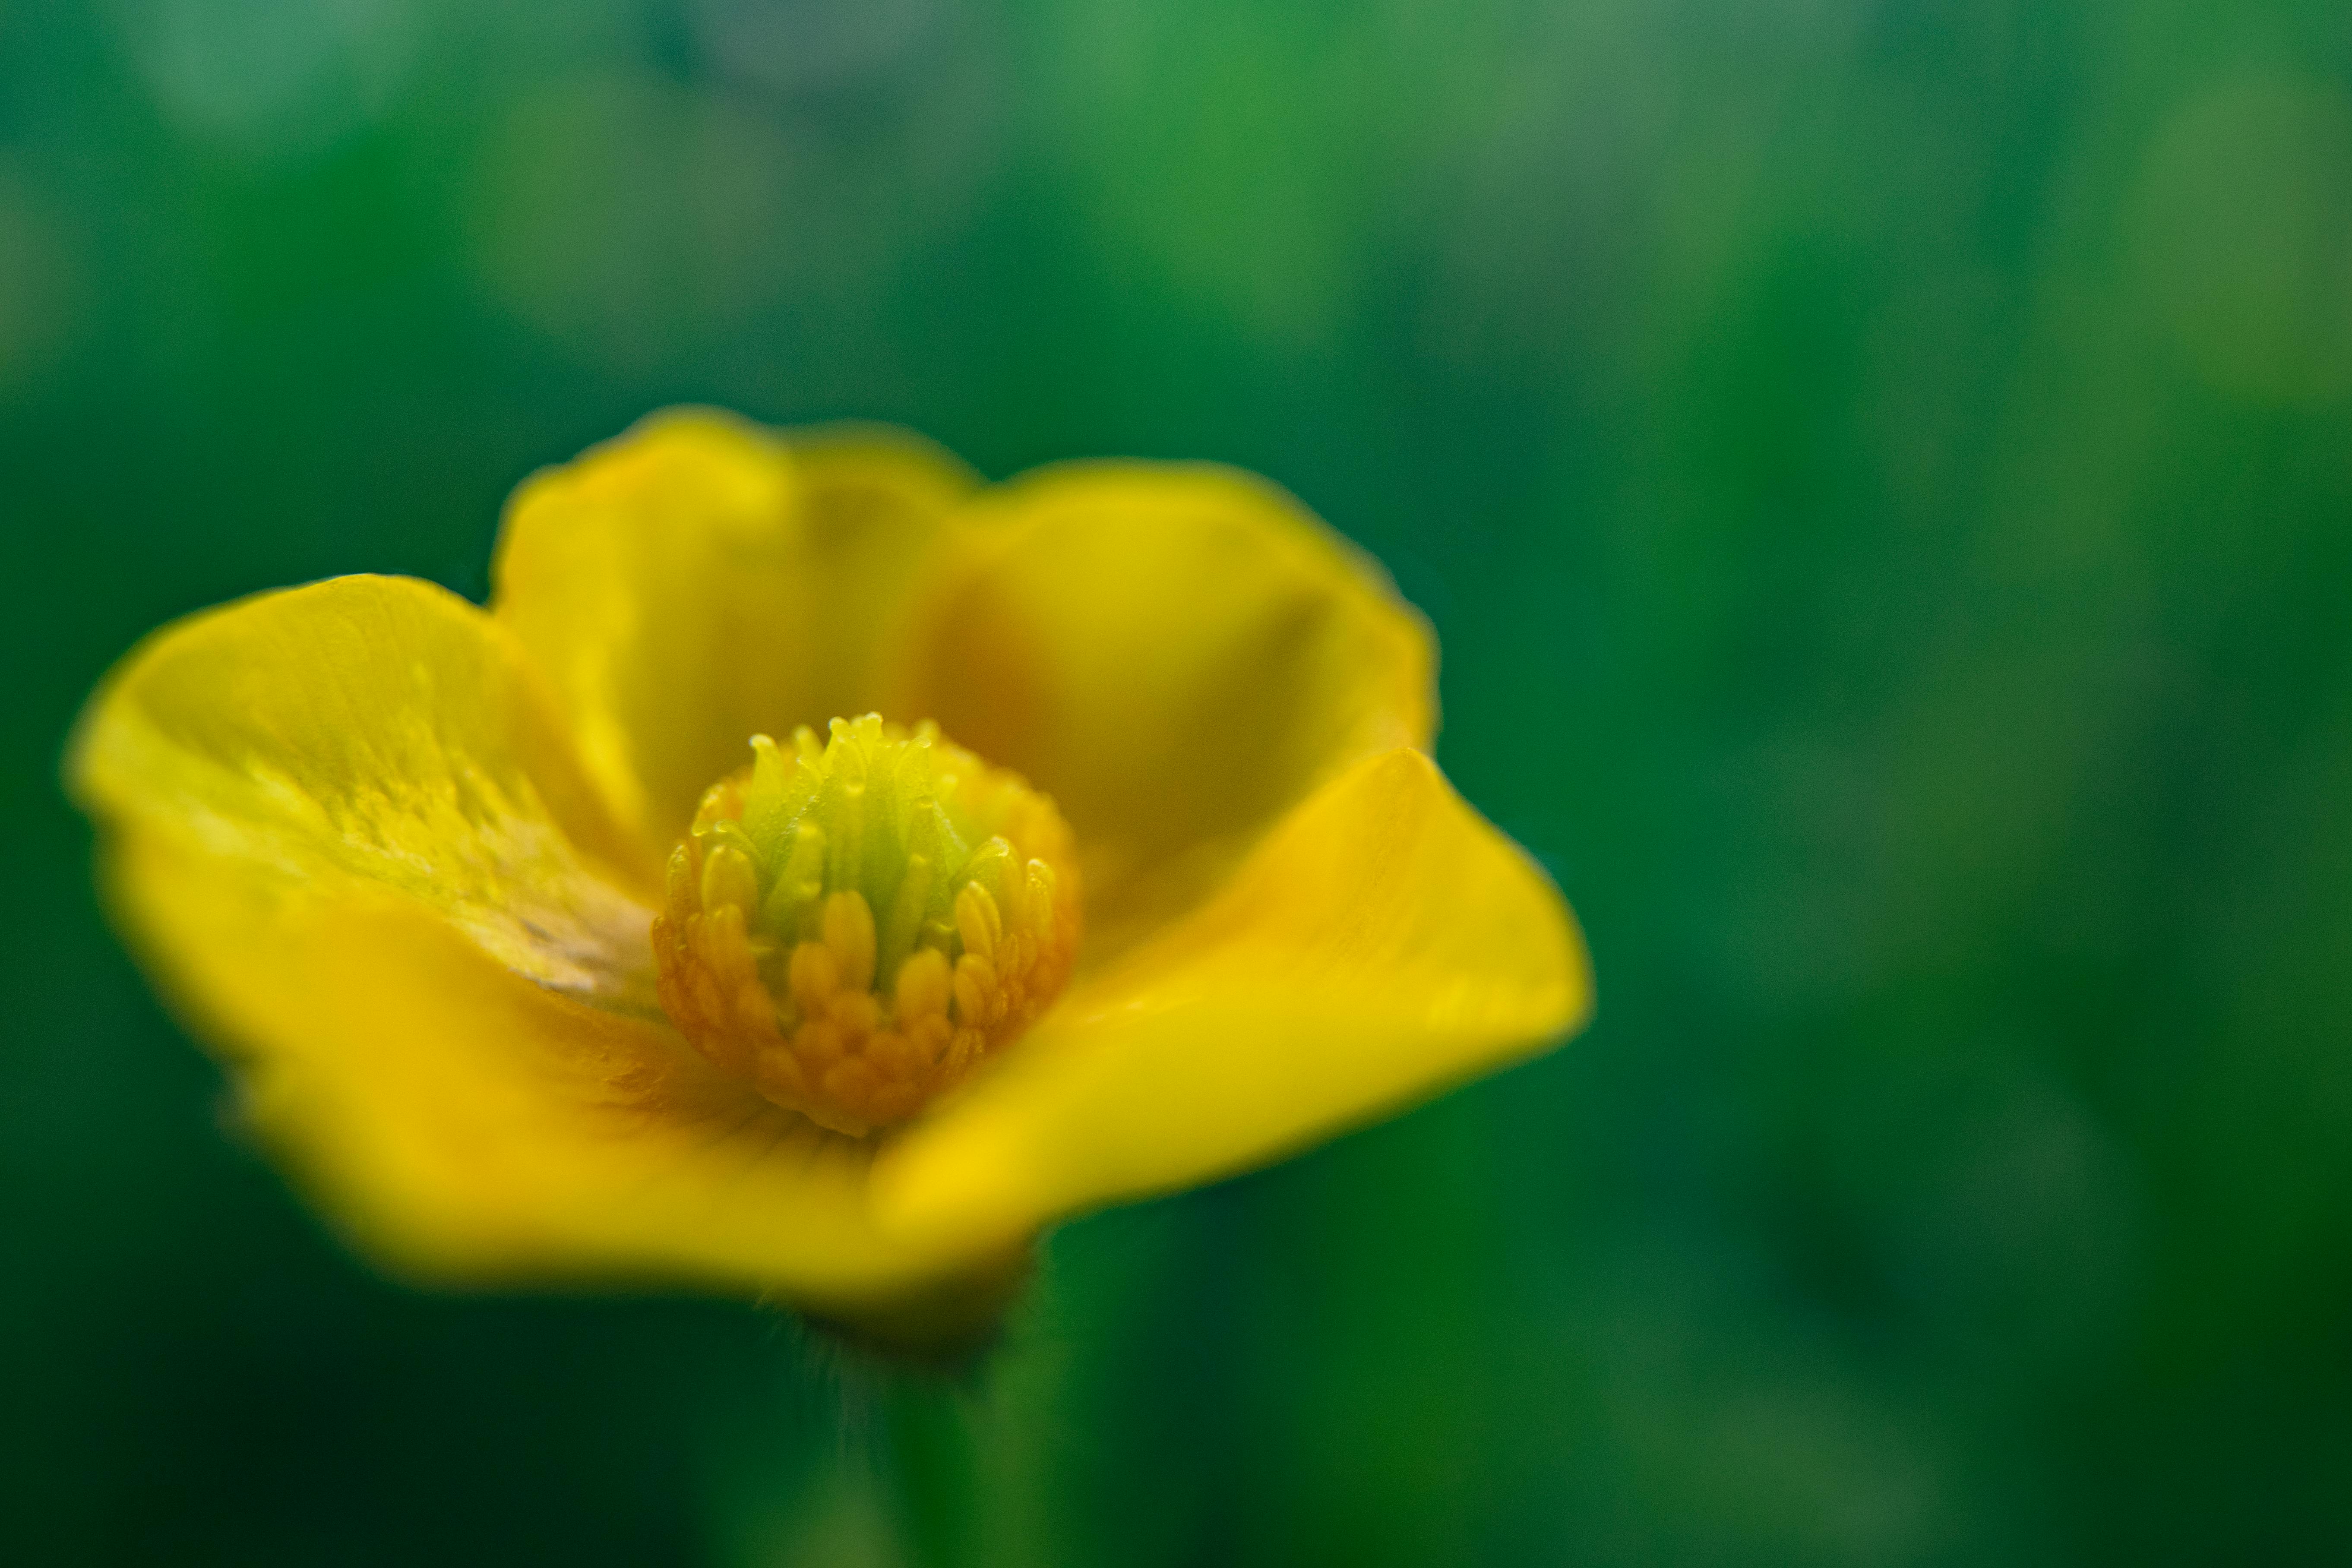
651, 714, 1082, 1136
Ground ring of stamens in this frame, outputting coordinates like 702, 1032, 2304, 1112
651, 714, 1081, 1136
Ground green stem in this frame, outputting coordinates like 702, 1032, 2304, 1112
882, 1375, 979, 1568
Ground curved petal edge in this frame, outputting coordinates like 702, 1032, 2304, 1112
869, 747, 1593, 1249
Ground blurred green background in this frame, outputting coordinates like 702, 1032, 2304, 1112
6, 1, 2352, 1562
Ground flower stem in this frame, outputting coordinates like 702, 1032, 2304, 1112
882, 1375, 980, 1568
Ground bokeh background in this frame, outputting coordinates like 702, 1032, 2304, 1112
6, 1, 2352, 1562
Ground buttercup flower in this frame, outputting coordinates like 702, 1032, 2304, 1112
70, 410, 1591, 1339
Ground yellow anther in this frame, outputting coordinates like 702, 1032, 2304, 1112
827, 988, 881, 1035
866, 1029, 917, 1078
649, 714, 1082, 1137
822, 889, 877, 992
894, 946, 952, 1021
953, 952, 999, 1027
787, 940, 838, 1012
699, 841, 759, 920
823, 1057, 881, 1114
954, 880, 1002, 961
1024, 860, 1059, 936
947, 1027, 986, 1073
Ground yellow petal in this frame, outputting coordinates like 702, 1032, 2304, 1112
70, 574, 992, 1304
69, 574, 654, 1004
101, 833, 994, 1305
890, 463, 1436, 960
869, 748, 1590, 1249
492, 408, 979, 867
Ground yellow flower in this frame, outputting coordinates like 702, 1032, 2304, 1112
68, 409, 1590, 1336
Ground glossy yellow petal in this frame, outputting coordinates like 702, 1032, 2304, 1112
98, 833, 993, 1306
492, 409, 979, 869
70, 573, 995, 1305
890, 463, 1435, 961
70, 574, 654, 1003
869, 748, 1589, 1249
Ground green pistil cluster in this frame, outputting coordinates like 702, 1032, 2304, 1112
701, 714, 1028, 984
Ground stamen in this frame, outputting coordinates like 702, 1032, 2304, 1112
651, 714, 1081, 1136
